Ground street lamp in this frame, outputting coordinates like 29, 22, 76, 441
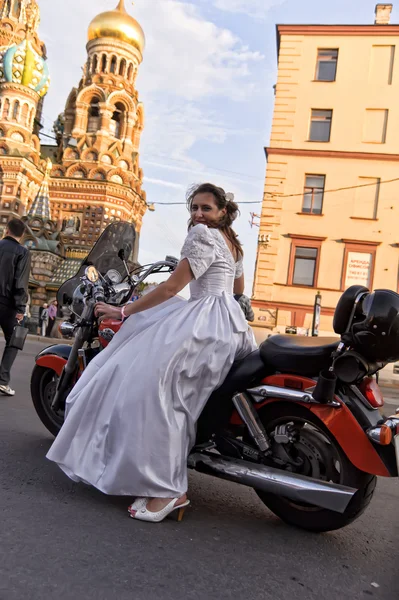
312, 291, 322, 337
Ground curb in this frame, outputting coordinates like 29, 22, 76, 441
0, 333, 70, 345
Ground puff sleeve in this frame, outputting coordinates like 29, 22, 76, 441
180, 224, 216, 280
235, 257, 244, 279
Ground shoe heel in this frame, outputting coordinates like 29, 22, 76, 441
169, 501, 189, 522
176, 507, 186, 522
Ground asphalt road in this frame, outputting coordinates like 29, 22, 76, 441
0, 340, 398, 600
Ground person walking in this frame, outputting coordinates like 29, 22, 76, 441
0, 218, 31, 396
46, 300, 57, 337
38, 302, 48, 337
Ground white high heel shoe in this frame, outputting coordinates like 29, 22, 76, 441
129, 498, 190, 523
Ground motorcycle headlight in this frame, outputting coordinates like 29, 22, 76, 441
59, 321, 75, 339
85, 266, 100, 283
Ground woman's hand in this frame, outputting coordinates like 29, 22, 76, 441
95, 302, 122, 322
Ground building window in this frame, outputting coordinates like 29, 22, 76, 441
87, 100, 100, 133
369, 45, 395, 85
288, 236, 324, 288
292, 247, 318, 286
315, 49, 338, 81
352, 177, 380, 220
110, 55, 117, 74
302, 175, 325, 214
363, 109, 388, 144
341, 240, 379, 290
309, 109, 332, 142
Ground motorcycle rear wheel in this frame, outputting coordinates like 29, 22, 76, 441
254, 403, 376, 533
31, 365, 64, 437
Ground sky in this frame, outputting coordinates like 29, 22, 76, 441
37, 0, 399, 294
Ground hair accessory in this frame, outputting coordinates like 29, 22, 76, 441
225, 192, 235, 203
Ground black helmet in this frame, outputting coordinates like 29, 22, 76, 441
349, 289, 399, 363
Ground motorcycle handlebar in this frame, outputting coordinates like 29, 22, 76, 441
93, 284, 105, 304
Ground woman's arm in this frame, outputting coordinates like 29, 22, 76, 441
233, 274, 245, 296
95, 259, 194, 320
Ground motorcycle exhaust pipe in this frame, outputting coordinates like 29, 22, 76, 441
188, 452, 356, 514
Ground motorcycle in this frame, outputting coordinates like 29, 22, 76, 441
31, 222, 399, 532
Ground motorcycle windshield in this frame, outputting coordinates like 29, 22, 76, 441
57, 222, 136, 306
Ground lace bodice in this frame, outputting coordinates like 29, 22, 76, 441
180, 224, 243, 301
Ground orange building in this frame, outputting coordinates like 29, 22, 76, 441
253, 3, 399, 335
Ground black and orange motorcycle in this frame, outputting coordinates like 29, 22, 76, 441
31, 222, 399, 532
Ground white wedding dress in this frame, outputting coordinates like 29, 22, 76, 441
47, 224, 257, 498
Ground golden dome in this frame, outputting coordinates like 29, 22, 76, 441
88, 0, 145, 55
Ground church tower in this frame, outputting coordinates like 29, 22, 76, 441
48, 0, 147, 258
0, 0, 50, 230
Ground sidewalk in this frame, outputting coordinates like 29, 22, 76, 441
0, 332, 71, 345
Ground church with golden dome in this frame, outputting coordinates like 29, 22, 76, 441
0, 0, 147, 328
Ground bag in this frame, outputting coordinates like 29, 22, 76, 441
9, 324, 29, 350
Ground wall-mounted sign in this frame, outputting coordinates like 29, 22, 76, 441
345, 252, 372, 288
257, 308, 277, 328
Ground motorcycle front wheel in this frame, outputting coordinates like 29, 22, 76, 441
254, 403, 376, 533
31, 365, 64, 437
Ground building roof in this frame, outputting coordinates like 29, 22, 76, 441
276, 23, 399, 54
28, 159, 52, 220
50, 258, 82, 287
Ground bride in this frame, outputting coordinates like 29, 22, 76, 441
47, 183, 257, 523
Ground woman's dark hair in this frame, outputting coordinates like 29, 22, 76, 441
186, 183, 243, 259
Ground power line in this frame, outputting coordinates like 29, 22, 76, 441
151, 201, 262, 205
265, 176, 399, 199
40, 132, 57, 141
147, 176, 399, 210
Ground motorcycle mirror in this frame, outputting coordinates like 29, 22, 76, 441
165, 255, 178, 265
118, 248, 131, 281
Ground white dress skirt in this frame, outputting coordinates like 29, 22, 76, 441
46, 224, 257, 498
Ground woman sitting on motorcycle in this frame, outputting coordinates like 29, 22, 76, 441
46, 183, 257, 523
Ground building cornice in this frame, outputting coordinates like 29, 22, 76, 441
252, 297, 336, 316
277, 24, 399, 53
265, 146, 399, 162
341, 238, 382, 246
287, 233, 327, 241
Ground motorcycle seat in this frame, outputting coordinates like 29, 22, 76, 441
216, 350, 266, 396
260, 335, 339, 377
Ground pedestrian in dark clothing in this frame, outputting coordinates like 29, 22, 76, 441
0, 218, 30, 396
